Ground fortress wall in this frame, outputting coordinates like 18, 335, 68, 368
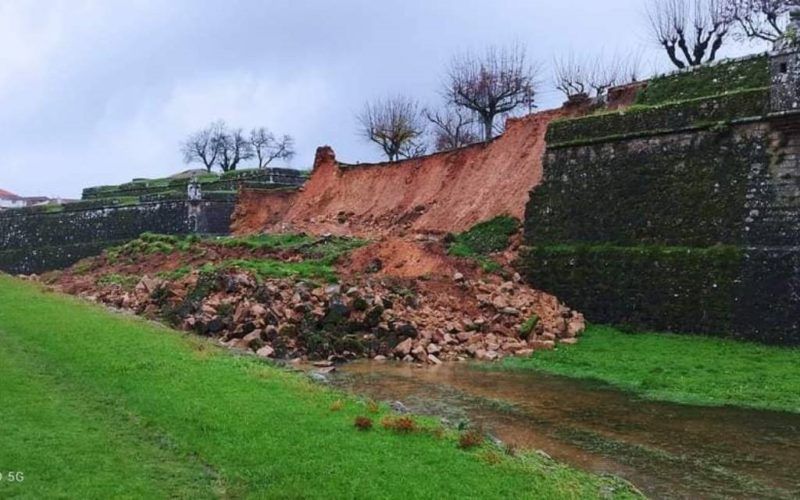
520, 82, 800, 344
0, 200, 234, 274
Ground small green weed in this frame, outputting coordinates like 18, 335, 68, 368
519, 315, 539, 340
97, 273, 140, 290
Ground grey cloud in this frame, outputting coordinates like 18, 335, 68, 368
0, 0, 764, 197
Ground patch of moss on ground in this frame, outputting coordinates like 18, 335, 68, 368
218, 233, 315, 250
156, 266, 192, 281
106, 233, 200, 263
449, 216, 520, 256
217, 234, 367, 263
448, 216, 519, 272
97, 273, 140, 290
206, 258, 339, 283
209, 235, 366, 282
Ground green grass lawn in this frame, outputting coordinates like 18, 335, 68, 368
0, 275, 637, 499
500, 325, 800, 413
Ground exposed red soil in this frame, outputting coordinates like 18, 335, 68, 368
342, 238, 461, 279
606, 81, 648, 111
230, 188, 298, 235
233, 108, 583, 238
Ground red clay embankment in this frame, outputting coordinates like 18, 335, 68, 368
233, 109, 574, 237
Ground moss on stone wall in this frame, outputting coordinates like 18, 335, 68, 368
0, 201, 235, 274
636, 55, 769, 106
519, 244, 799, 345
528, 125, 769, 247
519, 243, 743, 335
547, 88, 769, 147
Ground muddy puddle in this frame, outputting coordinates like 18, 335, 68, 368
328, 361, 800, 499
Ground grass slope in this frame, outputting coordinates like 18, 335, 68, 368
0, 276, 637, 499
501, 325, 800, 413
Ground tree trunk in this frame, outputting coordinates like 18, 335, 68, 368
483, 116, 494, 142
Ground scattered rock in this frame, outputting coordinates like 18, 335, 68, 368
390, 401, 410, 413
256, 345, 275, 358
501, 307, 521, 316
394, 338, 414, 356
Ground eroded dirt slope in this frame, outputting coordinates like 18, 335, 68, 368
233, 110, 571, 237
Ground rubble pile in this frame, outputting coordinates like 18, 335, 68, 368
73, 267, 584, 364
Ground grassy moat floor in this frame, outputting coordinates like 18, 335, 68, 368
0, 275, 637, 499
500, 325, 800, 413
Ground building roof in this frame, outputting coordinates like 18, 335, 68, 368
0, 189, 21, 200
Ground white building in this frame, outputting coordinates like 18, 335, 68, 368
0, 189, 26, 209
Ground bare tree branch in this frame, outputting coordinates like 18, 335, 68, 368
215, 126, 254, 172
424, 107, 480, 152
554, 52, 641, 100
445, 44, 540, 142
358, 96, 427, 162
181, 120, 225, 172
647, 0, 731, 68
553, 53, 591, 99
249, 127, 295, 168
725, 0, 797, 42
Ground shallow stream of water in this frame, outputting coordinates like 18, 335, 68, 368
330, 362, 800, 499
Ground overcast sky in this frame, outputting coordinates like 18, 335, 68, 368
0, 0, 768, 198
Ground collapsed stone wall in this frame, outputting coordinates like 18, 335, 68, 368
232, 109, 579, 237
230, 188, 299, 235
0, 200, 234, 274
519, 57, 800, 345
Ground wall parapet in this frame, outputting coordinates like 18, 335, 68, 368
81, 168, 306, 200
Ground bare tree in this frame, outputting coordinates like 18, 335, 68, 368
553, 53, 591, 99
424, 107, 480, 152
445, 44, 539, 142
181, 120, 225, 172
554, 52, 641, 100
622, 52, 645, 83
589, 59, 625, 97
358, 96, 427, 161
249, 128, 295, 168
647, 0, 731, 68
725, 0, 798, 42
215, 127, 254, 172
